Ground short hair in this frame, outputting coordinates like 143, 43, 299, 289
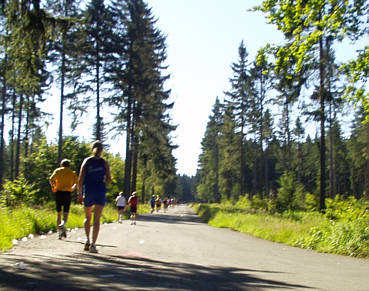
60, 159, 71, 167
92, 140, 103, 150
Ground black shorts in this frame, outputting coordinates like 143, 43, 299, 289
55, 191, 72, 213
130, 206, 137, 214
117, 206, 125, 210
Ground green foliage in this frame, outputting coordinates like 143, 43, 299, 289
22, 137, 90, 204
23, 139, 59, 204
295, 197, 369, 257
276, 171, 307, 212
193, 195, 369, 258
104, 152, 125, 202
1, 176, 38, 207
0, 203, 151, 251
250, 194, 268, 211
305, 193, 319, 211
236, 195, 252, 209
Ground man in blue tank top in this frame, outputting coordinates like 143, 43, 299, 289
78, 140, 111, 253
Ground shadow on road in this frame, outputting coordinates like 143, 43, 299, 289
0, 252, 314, 290
138, 212, 203, 225
138, 207, 204, 225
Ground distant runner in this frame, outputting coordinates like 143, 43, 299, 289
163, 197, 168, 213
128, 192, 138, 225
115, 192, 126, 223
49, 159, 78, 240
150, 195, 155, 213
155, 195, 162, 212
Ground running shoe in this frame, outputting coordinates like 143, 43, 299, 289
84, 240, 90, 251
58, 229, 63, 240
89, 244, 98, 253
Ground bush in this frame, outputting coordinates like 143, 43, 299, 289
0, 176, 38, 207
251, 195, 268, 211
305, 193, 319, 211
236, 195, 252, 209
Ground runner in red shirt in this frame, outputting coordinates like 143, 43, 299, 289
128, 192, 138, 225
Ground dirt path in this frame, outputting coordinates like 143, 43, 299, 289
1, 204, 368, 290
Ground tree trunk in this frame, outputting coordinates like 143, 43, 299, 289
285, 100, 291, 171
215, 143, 220, 202
124, 128, 132, 195
319, 35, 326, 211
123, 89, 133, 195
130, 102, 138, 193
0, 32, 8, 186
24, 95, 30, 158
240, 112, 245, 198
328, 102, 333, 198
95, 38, 101, 141
15, 94, 24, 179
58, 36, 66, 164
265, 148, 269, 197
10, 90, 16, 181
131, 139, 138, 193
0, 72, 6, 186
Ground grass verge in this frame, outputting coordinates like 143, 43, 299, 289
192, 203, 369, 259
0, 203, 150, 251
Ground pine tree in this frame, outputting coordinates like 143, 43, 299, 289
256, 0, 355, 211
197, 98, 223, 202
224, 41, 252, 198
248, 53, 273, 197
108, 0, 176, 198
218, 104, 241, 201
348, 106, 369, 199
45, 0, 84, 164
0, 26, 9, 185
81, 0, 113, 141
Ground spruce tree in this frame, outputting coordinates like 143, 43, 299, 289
197, 98, 223, 202
81, 0, 112, 141
224, 41, 251, 198
108, 0, 176, 198
218, 104, 241, 201
248, 53, 273, 197
256, 0, 354, 211
45, 0, 84, 164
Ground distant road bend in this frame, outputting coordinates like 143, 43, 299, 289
1, 204, 369, 290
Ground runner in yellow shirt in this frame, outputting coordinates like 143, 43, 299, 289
49, 159, 78, 239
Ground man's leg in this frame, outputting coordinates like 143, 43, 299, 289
63, 192, 71, 226
92, 205, 104, 245
57, 211, 62, 226
84, 206, 93, 249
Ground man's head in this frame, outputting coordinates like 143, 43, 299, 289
92, 140, 104, 157
60, 159, 71, 167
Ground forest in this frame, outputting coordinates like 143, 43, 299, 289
195, 1, 369, 213
0, 0, 181, 206
1, 0, 369, 213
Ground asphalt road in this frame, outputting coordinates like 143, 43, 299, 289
1, 204, 368, 291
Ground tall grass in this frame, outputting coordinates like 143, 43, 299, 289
192, 197, 369, 259
0, 203, 150, 251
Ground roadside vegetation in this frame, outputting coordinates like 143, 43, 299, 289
0, 201, 150, 252
192, 195, 369, 259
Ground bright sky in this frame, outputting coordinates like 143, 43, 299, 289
41, 0, 285, 176
146, 0, 284, 176
41, 1, 366, 177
